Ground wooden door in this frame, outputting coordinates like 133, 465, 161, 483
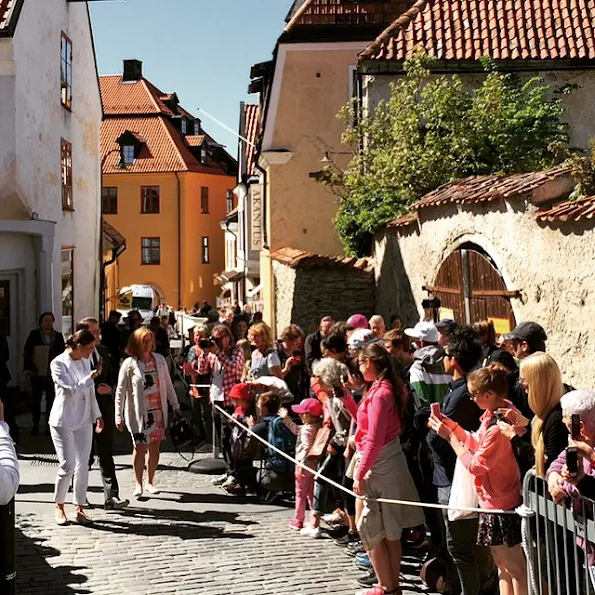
426, 246, 518, 331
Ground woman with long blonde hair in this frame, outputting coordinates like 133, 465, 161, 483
520, 352, 568, 477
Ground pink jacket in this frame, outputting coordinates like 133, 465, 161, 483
283, 418, 320, 466
459, 407, 521, 511
354, 380, 401, 481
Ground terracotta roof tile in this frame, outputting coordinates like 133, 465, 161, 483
185, 135, 205, 147
410, 167, 573, 210
361, 0, 595, 62
102, 117, 208, 174
271, 247, 373, 273
536, 195, 595, 222
244, 104, 261, 176
387, 212, 418, 228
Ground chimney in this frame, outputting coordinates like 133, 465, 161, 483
122, 59, 143, 82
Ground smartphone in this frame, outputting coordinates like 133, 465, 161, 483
494, 411, 510, 425
292, 350, 302, 362
566, 446, 579, 478
430, 403, 441, 417
571, 413, 581, 439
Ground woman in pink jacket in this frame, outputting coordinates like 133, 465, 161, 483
429, 363, 528, 595
353, 343, 423, 595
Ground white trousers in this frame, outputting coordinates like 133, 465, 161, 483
50, 424, 93, 506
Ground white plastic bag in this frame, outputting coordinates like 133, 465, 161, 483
448, 459, 479, 521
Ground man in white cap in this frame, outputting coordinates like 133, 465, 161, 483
405, 321, 451, 405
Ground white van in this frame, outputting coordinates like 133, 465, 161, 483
117, 285, 161, 322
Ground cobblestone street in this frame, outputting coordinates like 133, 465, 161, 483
14, 438, 430, 595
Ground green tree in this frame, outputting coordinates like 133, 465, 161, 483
320, 49, 570, 256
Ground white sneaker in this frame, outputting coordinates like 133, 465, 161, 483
300, 526, 321, 539
221, 476, 237, 489
211, 474, 228, 486
145, 484, 160, 495
322, 510, 346, 524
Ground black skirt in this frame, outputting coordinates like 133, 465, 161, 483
477, 511, 522, 547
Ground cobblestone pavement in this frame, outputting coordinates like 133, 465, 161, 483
14, 435, 431, 595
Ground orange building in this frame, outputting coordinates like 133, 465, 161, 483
100, 60, 237, 312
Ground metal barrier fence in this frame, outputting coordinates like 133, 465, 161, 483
521, 470, 595, 595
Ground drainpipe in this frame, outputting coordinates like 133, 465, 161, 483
255, 161, 272, 328
175, 173, 182, 312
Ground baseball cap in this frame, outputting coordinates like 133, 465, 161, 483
404, 321, 439, 344
229, 383, 251, 401
348, 328, 376, 350
504, 322, 547, 347
347, 314, 369, 329
292, 398, 323, 418
435, 319, 458, 332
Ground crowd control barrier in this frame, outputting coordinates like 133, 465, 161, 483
521, 470, 595, 595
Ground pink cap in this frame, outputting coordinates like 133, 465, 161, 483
347, 314, 369, 329
292, 398, 323, 418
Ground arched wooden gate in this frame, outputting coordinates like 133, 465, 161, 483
424, 244, 518, 333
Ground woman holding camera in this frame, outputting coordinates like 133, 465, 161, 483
49, 329, 104, 526
274, 324, 309, 404
115, 327, 180, 498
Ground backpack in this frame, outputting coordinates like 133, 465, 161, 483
267, 417, 296, 475
230, 423, 256, 462
488, 416, 535, 479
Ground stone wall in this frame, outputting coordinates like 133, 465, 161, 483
273, 260, 375, 335
374, 198, 595, 389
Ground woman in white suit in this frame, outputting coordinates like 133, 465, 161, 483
115, 327, 180, 498
50, 329, 104, 526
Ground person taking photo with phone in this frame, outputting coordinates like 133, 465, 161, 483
49, 329, 104, 526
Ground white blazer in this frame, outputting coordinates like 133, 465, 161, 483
115, 353, 180, 436
49, 352, 101, 429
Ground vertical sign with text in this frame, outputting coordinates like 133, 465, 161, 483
250, 184, 263, 251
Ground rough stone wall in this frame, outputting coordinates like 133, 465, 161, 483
273, 261, 375, 335
374, 198, 595, 389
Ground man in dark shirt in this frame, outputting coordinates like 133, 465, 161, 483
304, 316, 334, 375
100, 310, 122, 372
424, 327, 494, 595
505, 322, 548, 419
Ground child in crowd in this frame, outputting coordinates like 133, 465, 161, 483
279, 398, 323, 531
236, 339, 253, 381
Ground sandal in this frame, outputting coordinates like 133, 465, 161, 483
55, 508, 68, 526
75, 511, 93, 526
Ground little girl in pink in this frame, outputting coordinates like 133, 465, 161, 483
279, 398, 323, 531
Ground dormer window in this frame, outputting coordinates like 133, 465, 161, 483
194, 120, 201, 135
200, 145, 208, 165
115, 130, 147, 166
181, 118, 187, 135
121, 145, 135, 165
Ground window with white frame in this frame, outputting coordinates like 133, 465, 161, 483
202, 236, 209, 264
61, 33, 72, 109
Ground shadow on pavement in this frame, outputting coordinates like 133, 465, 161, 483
116, 506, 258, 526
16, 516, 91, 594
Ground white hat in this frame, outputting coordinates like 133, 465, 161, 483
348, 328, 376, 350
404, 321, 439, 343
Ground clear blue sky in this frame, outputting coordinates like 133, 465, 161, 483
89, 0, 290, 154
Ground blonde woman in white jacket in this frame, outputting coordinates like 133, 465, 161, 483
115, 327, 180, 498
49, 329, 104, 526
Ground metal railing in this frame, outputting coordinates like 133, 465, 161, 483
521, 470, 595, 595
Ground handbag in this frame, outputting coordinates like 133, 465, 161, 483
448, 458, 479, 521
209, 356, 225, 403
307, 426, 332, 459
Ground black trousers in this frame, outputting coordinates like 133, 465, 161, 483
189, 395, 212, 443
30, 375, 55, 429
89, 395, 119, 501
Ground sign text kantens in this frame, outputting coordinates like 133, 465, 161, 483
251, 184, 263, 251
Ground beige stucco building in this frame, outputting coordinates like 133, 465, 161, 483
252, 0, 414, 331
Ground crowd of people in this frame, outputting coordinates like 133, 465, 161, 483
2, 303, 595, 595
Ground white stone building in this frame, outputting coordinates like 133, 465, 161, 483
0, 0, 102, 383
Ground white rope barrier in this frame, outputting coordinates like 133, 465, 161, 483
212, 404, 519, 516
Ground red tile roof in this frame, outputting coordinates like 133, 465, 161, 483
387, 212, 418, 228
361, 0, 595, 62
100, 75, 233, 175
0, 0, 13, 29
102, 117, 208, 175
410, 167, 573, 211
185, 135, 205, 147
271, 247, 373, 273
244, 104, 261, 176
536, 195, 595, 222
